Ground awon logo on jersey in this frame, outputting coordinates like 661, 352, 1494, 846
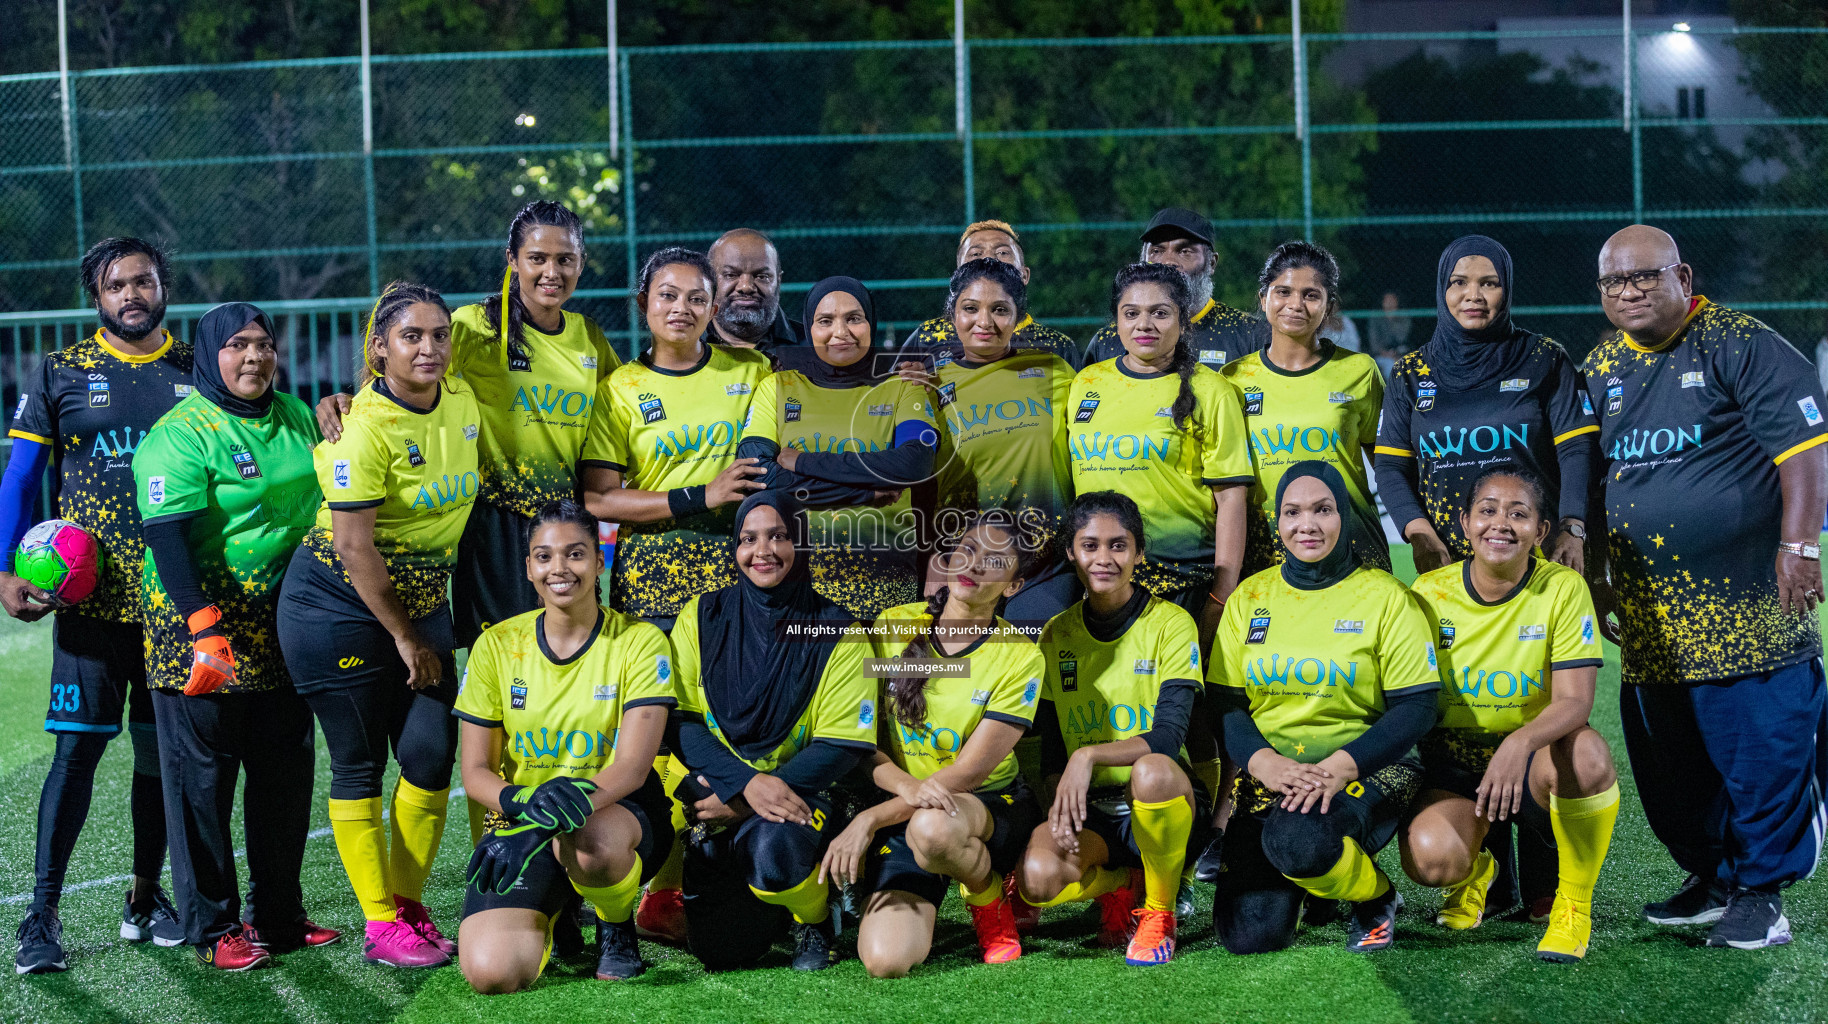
639, 393, 666, 424
512, 384, 592, 420
1608, 425, 1702, 461
1244, 654, 1360, 689
410, 472, 480, 511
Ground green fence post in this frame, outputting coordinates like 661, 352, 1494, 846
359, 0, 381, 296
1294, 1, 1312, 240
620, 50, 638, 354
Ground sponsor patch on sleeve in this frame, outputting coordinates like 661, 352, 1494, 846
1800, 396, 1823, 427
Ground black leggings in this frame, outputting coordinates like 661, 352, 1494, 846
33, 728, 167, 909
302, 682, 459, 800
1215, 761, 1419, 955
682, 795, 836, 971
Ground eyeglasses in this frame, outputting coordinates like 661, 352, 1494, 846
1597, 263, 1680, 298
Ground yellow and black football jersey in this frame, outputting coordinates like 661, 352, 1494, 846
1039, 595, 1201, 788
582, 345, 771, 620
1208, 565, 1439, 763
455, 606, 676, 787
1410, 557, 1601, 768
9, 329, 194, 623
303, 377, 482, 618
1222, 343, 1387, 572
932, 351, 1074, 524
1066, 359, 1254, 596
742, 370, 936, 618
671, 593, 874, 772
1581, 299, 1827, 685
872, 602, 1044, 791
448, 304, 618, 518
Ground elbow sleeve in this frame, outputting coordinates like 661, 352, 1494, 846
1340, 689, 1438, 779
1140, 680, 1198, 757
1373, 454, 1428, 533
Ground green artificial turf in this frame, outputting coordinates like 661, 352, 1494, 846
1, 546, 1824, 1023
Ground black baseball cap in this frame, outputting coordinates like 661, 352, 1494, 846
1140, 207, 1214, 247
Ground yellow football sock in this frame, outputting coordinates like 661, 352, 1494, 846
467, 797, 487, 848
1032, 864, 1128, 908
1131, 795, 1194, 912
1550, 782, 1620, 903
646, 755, 689, 892
573, 857, 643, 924
960, 870, 1003, 907
328, 797, 394, 922
388, 778, 450, 905
1287, 837, 1390, 903
751, 869, 829, 924
1190, 759, 1222, 806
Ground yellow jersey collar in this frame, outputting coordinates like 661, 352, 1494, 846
1014, 314, 1035, 333
1623, 296, 1709, 354
1192, 299, 1217, 324
93, 327, 175, 365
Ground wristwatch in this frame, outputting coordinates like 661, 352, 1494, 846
1559, 519, 1587, 540
1779, 541, 1821, 560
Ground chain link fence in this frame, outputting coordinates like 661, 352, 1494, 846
3, 22, 1826, 409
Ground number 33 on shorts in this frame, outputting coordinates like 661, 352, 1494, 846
49, 682, 82, 713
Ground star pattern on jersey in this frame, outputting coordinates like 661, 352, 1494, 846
611, 529, 736, 619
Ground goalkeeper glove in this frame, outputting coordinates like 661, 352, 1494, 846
184, 606, 236, 696
466, 822, 558, 895
499, 777, 598, 831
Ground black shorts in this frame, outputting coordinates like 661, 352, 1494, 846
452, 500, 549, 650
865, 779, 1041, 906
681, 793, 839, 970
276, 550, 458, 699
1079, 776, 1214, 871
46, 614, 151, 736
1416, 731, 1550, 833
461, 770, 673, 919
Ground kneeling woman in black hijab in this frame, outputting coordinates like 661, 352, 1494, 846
669, 491, 874, 971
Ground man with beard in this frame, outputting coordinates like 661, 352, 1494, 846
4, 238, 191, 973
1081, 208, 1267, 370
706, 228, 803, 361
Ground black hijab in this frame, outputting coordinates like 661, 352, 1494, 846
1420, 234, 1535, 391
695, 490, 856, 759
1276, 460, 1363, 591
781, 276, 880, 388
193, 302, 277, 419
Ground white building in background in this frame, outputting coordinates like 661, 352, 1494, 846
1497, 14, 1782, 182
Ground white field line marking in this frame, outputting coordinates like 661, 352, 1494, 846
2, 788, 469, 906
